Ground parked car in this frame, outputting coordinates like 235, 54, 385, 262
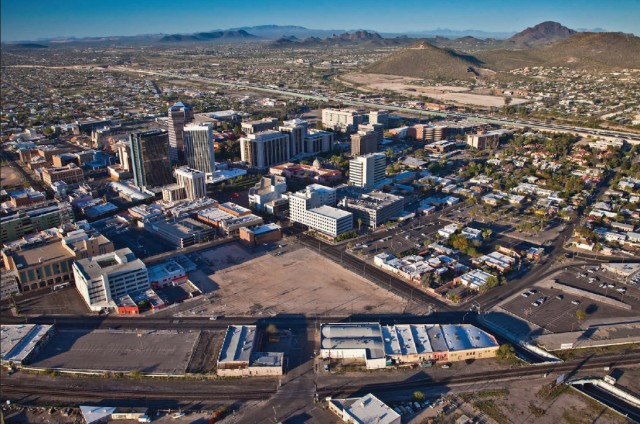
571, 300, 580, 305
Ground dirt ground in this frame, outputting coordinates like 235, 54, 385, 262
341, 72, 529, 108
0, 165, 24, 189
187, 243, 425, 317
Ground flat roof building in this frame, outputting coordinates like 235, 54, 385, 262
241, 117, 279, 134
240, 130, 291, 170
349, 153, 386, 189
145, 217, 215, 248
321, 323, 499, 369
130, 129, 173, 190
41, 164, 84, 188
73, 248, 148, 312
175, 166, 207, 200
0, 201, 73, 244
183, 122, 215, 175
217, 325, 283, 377
1, 324, 55, 365
328, 393, 400, 424
289, 184, 353, 237
322, 108, 366, 133
340, 191, 404, 229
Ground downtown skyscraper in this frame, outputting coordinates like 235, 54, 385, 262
167, 101, 194, 164
130, 129, 173, 190
183, 123, 215, 175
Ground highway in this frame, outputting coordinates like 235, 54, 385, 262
111, 66, 640, 143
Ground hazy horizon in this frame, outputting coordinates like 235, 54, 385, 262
2, 0, 639, 42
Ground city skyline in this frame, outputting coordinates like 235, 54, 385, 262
2, 0, 639, 42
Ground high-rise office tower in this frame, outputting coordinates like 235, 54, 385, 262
130, 129, 173, 190
183, 123, 215, 175
349, 153, 386, 188
167, 102, 194, 164
350, 130, 379, 156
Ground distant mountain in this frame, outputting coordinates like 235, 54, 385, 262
269, 30, 417, 48
159, 30, 257, 43
229, 25, 350, 40
366, 41, 492, 80
5, 43, 48, 49
507, 21, 576, 48
404, 28, 515, 40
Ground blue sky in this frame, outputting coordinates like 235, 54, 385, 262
2, 0, 639, 41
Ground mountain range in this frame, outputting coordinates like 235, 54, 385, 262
5, 23, 625, 47
367, 23, 640, 80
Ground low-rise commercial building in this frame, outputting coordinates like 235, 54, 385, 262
320, 323, 498, 369
41, 164, 84, 187
216, 325, 283, 377
327, 393, 401, 424
145, 217, 215, 248
340, 191, 404, 229
0, 201, 73, 244
239, 223, 282, 247
248, 175, 287, 212
1, 324, 55, 365
328, 394, 400, 424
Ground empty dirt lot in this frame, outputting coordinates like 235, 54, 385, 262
188, 244, 426, 316
341, 72, 529, 108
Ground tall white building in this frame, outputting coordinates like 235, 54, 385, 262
175, 166, 207, 200
183, 123, 215, 175
240, 131, 290, 170
279, 119, 308, 157
73, 248, 148, 312
289, 184, 352, 237
322, 108, 366, 132
349, 153, 386, 188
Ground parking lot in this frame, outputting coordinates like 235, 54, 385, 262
555, 265, 640, 308
13, 285, 89, 315
31, 329, 200, 375
501, 282, 638, 334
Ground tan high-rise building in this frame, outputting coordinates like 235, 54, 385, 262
167, 102, 194, 164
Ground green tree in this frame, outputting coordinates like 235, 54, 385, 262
576, 310, 586, 320
496, 344, 515, 360
486, 275, 499, 288
413, 391, 426, 402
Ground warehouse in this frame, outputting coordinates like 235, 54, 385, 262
320, 323, 499, 369
1, 324, 55, 366
216, 325, 283, 377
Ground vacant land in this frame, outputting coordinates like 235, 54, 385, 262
31, 329, 200, 375
0, 165, 23, 189
188, 243, 424, 316
341, 72, 529, 107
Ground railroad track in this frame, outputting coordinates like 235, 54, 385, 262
317, 352, 640, 397
0, 382, 277, 402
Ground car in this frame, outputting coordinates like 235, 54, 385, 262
606, 284, 615, 288
441, 364, 450, 368
532, 301, 540, 307
522, 292, 530, 297
323, 364, 329, 371
616, 288, 627, 293
599, 283, 607, 288
414, 402, 421, 409
571, 300, 580, 305
556, 294, 564, 300
209, 316, 219, 320
172, 412, 186, 419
